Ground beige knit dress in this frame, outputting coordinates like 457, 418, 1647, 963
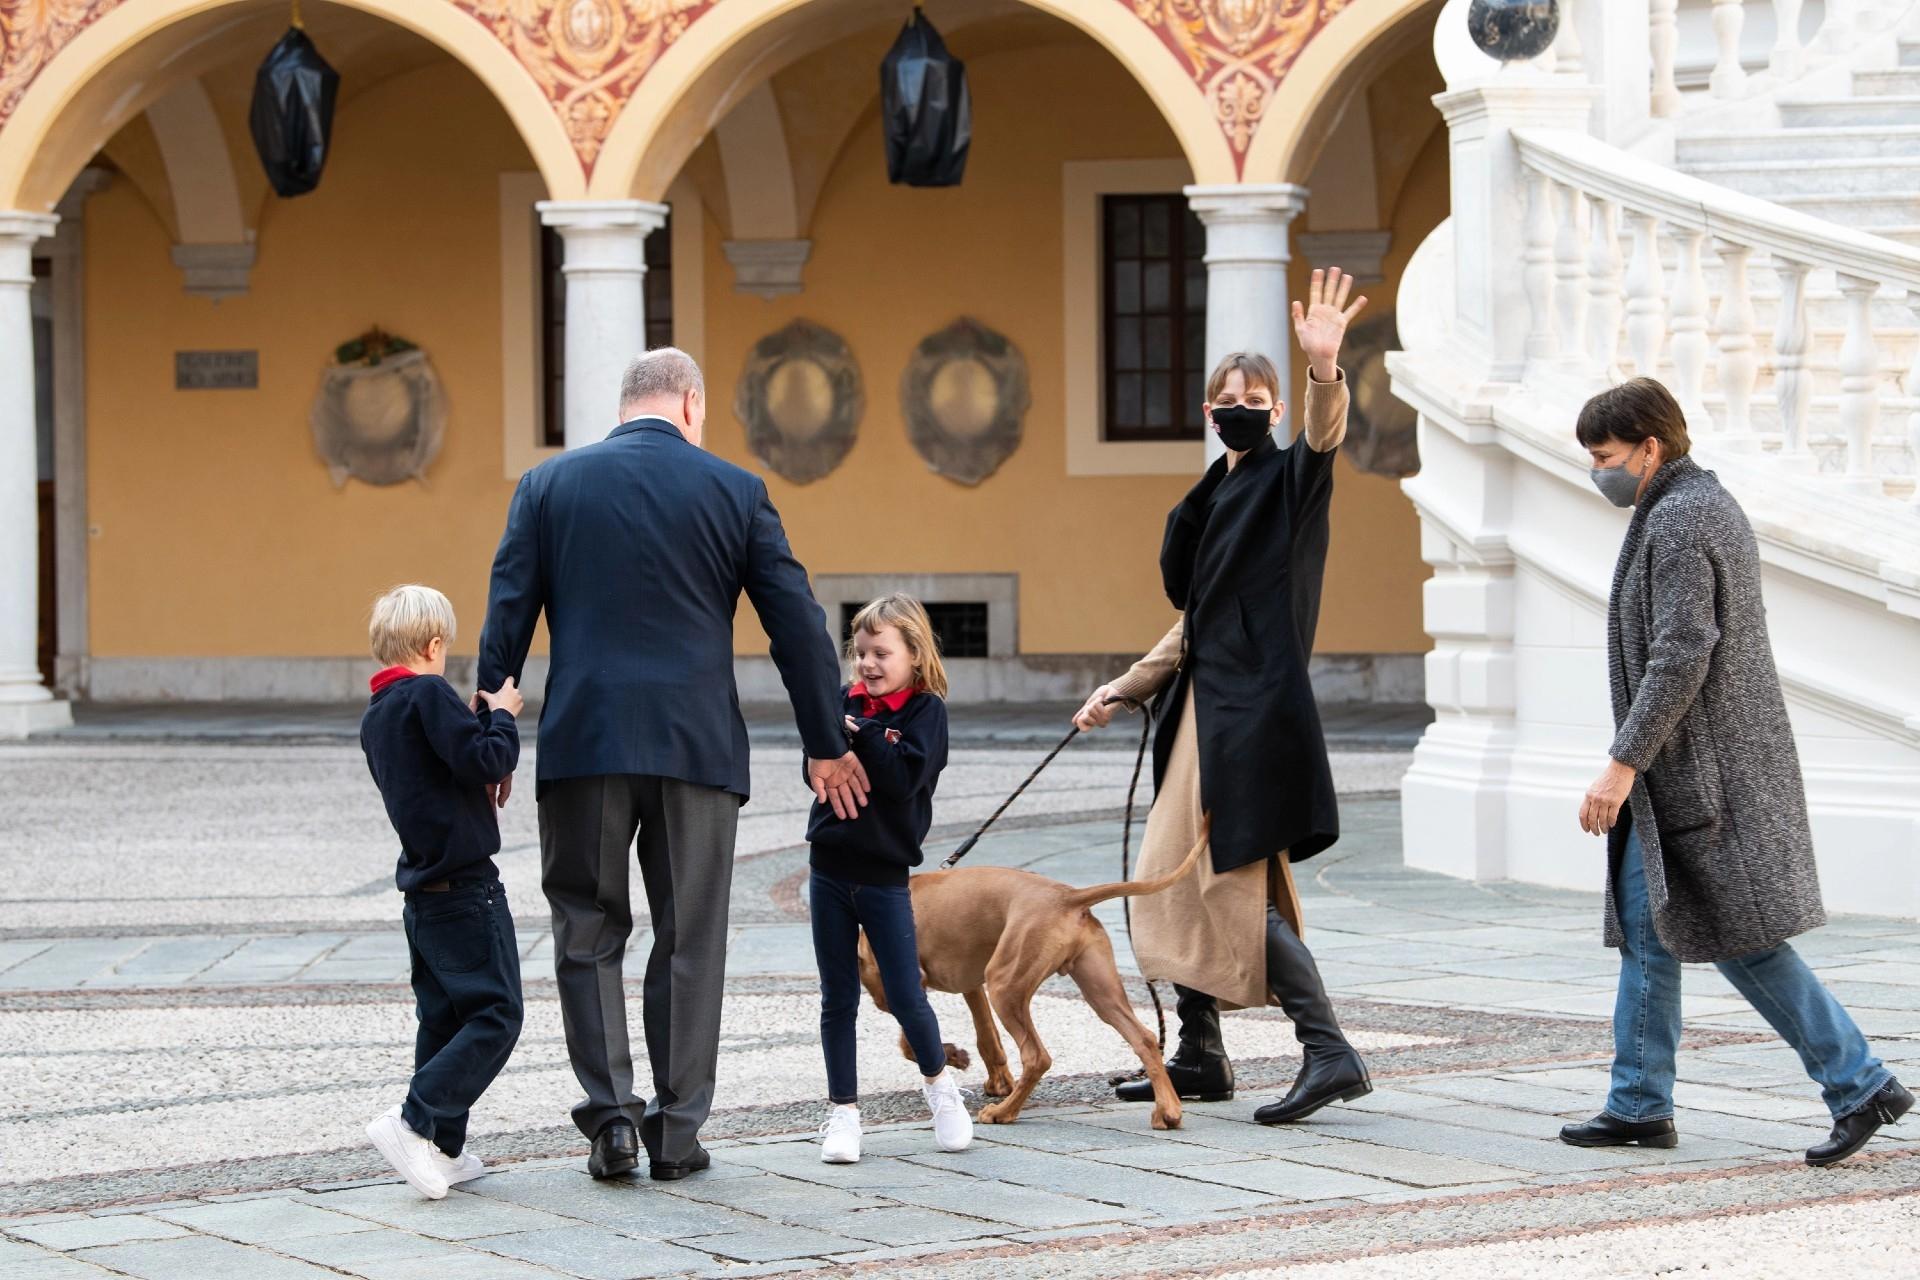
1105, 372, 1348, 1012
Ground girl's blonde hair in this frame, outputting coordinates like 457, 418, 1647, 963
845, 593, 949, 698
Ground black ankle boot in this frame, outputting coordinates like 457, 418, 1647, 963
1254, 906, 1371, 1125
1115, 985, 1235, 1103
1559, 1112, 1679, 1148
1807, 1078, 1912, 1167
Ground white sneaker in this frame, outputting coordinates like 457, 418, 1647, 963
432, 1147, 487, 1186
819, 1105, 862, 1164
923, 1071, 973, 1153
367, 1106, 450, 1199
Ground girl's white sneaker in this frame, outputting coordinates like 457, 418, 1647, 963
432, 1148, 488, 1185
366, 1107, 450, 1199
923, 1072, 974, 1153
820, 1105, 862, 1164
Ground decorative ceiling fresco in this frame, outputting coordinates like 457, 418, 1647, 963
1, 0, 1351, 179
1122, 0, 1352, 160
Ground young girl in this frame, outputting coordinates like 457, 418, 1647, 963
806, 593, 971, 1164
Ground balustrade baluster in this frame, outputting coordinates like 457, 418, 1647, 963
1525, 170, 1558, 367
1907, 290, 1920, 510
1712, 238, 1758, 446
1711, 0, 1748, 97
1836, 272, 1881, 492
1624, 212, 1667, 377
1773, 258, 1814, 465
1670, 227, 1711, 428
1651, 0, 1683, 116
1771, 0, 1805, 79
1587, 196, 1624, 378
1554, 181, 1588, 374
1556, 0, 1585, 75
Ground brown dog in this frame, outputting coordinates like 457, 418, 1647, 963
856, 819, 1210, 1130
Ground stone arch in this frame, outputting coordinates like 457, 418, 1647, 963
0, 0, 585, 212
1242, 0, 1444, 186
590, 0, 1239, 203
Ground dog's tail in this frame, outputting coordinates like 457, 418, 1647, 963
1064, 814, 1211, 911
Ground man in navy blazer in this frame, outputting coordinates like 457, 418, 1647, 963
477, 346, 867, 1182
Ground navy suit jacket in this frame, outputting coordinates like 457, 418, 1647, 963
477, 418, 844, 799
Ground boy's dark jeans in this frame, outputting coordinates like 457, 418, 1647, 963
810, 869, 946, 1104
401, 879, 524, 1156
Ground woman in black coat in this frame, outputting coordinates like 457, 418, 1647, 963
1076, 268, 1372, 1125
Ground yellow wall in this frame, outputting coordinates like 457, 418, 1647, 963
86, 63, 530, 658
81, 38, 1436, 665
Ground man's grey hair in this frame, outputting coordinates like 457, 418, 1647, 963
619, 347, 704, 413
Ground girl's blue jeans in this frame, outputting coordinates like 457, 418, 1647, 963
1607, 823, 1888, 1123
810, 870, 947, 1104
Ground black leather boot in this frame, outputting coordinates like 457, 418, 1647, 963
1254, 906, 1371, 1124
1807, 1078, 1912, 1167
1559, 1113, 1679, 1148
1115, 985, 1235, 1103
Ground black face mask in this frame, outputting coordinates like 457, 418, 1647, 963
1209, 404, 1273, 452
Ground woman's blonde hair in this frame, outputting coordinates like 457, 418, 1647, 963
1204, 351, 1281, 403
845, 593, 949, 698
369, 583, 456, 665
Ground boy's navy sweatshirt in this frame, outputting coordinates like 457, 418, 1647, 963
806, 684, 948, 887
360, 668, 521, 892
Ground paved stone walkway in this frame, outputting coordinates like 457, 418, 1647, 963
2, 724, 1917, 1278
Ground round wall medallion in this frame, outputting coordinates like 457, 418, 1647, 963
310, 344, 445, 487
1340, 312, 1419, 480
900, 318, 1029, 486
735, 319, 862, 484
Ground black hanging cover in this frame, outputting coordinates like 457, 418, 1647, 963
880, 10, 971, 187
250, 28, 340, 198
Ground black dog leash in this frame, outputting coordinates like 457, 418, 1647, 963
939, 695, 1170, 1053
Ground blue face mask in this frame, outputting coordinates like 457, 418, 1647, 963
1590, 444, 1649, 508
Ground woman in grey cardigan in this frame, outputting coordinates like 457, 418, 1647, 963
1559, 378, 1909, 1167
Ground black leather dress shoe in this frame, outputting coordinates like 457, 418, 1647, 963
1808, 1078, 1912, 1168
588, 1119, 639, 1179
649, 1144, 711, 1182
1559, 1112, 1679, 1148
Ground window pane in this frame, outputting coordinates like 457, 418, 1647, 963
1110, 260, 1141, 315
1185, 372, 1204, 417
1142, 200, 1170, 256
1143, 261, 1171, 313
1184, 261, 1207, 312
645, 214, 672, 267
1184, 320, 1205, 369
1184, 208, 1206, 258
1143, 316, 1172, 370
1111, 316, 1142, 371
1113, 372, 1142, 427
1144, 372, 1172, 427
1110, 199, 1140, 257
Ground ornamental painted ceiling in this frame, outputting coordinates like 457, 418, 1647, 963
0, 0, 1351, 178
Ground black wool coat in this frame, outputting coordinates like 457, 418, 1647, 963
1152, 429, 1341, 873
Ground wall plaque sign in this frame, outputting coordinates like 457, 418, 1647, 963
175, 350, 259, 390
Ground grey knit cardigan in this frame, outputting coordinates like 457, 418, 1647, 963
1603, 455, 1825, 963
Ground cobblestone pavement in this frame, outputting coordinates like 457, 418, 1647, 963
2, 720, 1917, 1278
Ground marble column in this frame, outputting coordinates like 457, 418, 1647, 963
0, 211, 69, 737
536, 199, 669, 449
1185, 183, 1307, 462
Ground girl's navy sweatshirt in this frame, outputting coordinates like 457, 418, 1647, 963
360, 669, 520, 892
806, 685, 948, 887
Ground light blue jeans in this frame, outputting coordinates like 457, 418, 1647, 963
1606, 823, 1889, 1123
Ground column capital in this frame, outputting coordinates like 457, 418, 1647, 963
1182, 183, 1309, 222
0, 212, 57, 288
536, 199, 669, 235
